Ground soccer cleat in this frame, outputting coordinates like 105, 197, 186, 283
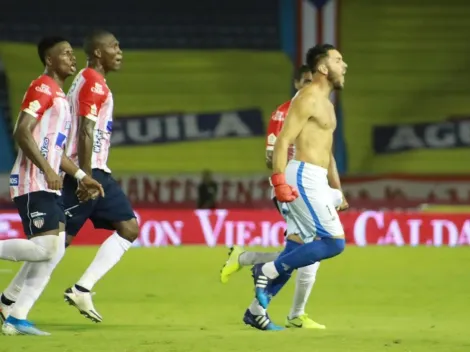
251, 264, 274, 309
243, 309, 283, 331
2, 316, 50, 336
285, 314, 326, 329
0, 303, 12, 324
220, 245, 244, 284
64, 287, 103, 323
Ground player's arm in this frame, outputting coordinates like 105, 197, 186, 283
60, 154, 104, 199
272, 93, 313, 174
78, 116, 96, 176
14, 82, 55, 176
265, 110, 284, 170
327, 149, 341, 190
77, 79, 102, 175
14, 112, 55, 175
327, 147, 349, 210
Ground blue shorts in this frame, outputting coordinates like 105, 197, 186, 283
13, 191, 65, 237
61, 169, 136, 236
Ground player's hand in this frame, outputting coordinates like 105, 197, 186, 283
45, 170, 63, 191
337, 194, 349, 212
270, 173, 299, 202
78, 175, 105, 201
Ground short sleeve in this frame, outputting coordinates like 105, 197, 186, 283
78, 78, 107, 122
20, 81, 54, 119
265, 109, 285, 151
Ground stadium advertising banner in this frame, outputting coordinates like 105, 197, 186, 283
112, 108, 265, 146
373, 119, 470, 154
0, 43, 292, 173
0, 209, 469, 247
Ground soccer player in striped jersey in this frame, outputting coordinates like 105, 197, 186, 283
0, 37, 103, 335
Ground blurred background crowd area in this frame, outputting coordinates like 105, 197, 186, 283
0, 0, 469, 212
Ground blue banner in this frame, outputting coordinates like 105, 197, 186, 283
111, 108, 265, 147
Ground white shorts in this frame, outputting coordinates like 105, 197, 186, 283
271, 173, 343, 221
284, 160, 344, 242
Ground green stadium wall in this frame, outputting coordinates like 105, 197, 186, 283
0, 43, 292, 174
340, 0, 470, 174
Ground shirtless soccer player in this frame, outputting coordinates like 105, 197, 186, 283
221, 64, 348, 330
250, 44, 348, 312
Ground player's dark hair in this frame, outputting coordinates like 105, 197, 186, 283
306, 44, 336, 71
294, 65, 311, 81
83, 30, 113, 58
37, 36, 68, 66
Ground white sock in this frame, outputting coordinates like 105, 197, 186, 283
3, 233, 66, 303
10, 233, 65, 319
0, 234, 60, 262
76, 232, 132, 291
249, 298, 266, 316
261, 262, 279, 279
239, 251, 280, 266
289, 262, 320, 319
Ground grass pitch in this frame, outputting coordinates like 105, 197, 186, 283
0, 246, 468, 352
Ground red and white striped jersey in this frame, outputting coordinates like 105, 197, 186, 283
10, 75, 71, 198
265, 100, 295, 160
66, 68, 113, 173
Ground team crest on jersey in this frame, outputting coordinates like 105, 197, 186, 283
35, 83, 52, 95
91, 83, 105, 95
28, 100, 41, 113
267, 133, 277, 145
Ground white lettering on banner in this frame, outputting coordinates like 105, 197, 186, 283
408, 219, 423, 247
430, 220, 459, 247
193, 209, 286, 247
213, 113, 251, 137
379, 220, 405, 246
0, 214, 22, 239
384, 121, 470, 152
388, 126, 424, 151
139, 220, 183, 247
458, 221, 470, 245
195, 209, 228, 247
353, 211, 380, 247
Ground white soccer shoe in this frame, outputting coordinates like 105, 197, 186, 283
64, 286, 103, 323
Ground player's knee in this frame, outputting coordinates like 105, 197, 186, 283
116, 219, 139, 242
321, 237, 345, 258
31, 234, 61, 261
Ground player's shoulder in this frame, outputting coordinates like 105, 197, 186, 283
276, 100, 292, 113
81, 68, 109, 95
27, 75, 57, 96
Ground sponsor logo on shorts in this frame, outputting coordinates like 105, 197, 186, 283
9, 175, 19, 186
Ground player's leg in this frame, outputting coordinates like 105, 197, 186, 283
284, 188, 341, 329
253, 162, 345, 308
1, 192, 66, 336
64, 171, 136, 322
220, 197, 285, 283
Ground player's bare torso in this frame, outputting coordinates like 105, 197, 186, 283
293, 84, 336, 169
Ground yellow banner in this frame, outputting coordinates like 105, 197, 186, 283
0, 42, 291, 173
340, 0, 470, 174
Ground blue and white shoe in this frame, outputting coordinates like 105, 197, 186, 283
243, 309, 283, 331
251, 264, 274, 309
2, 316, 50, 336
